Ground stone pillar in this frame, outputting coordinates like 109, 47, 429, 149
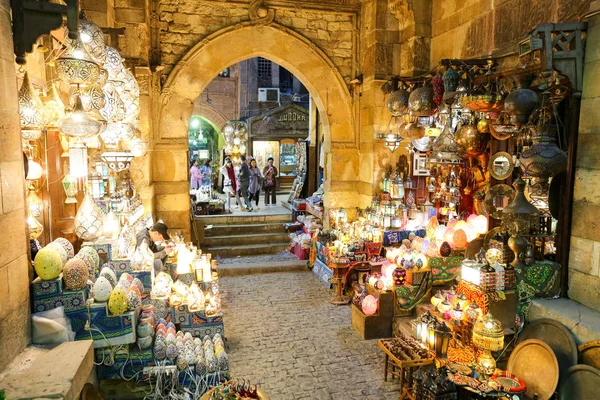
389, 0, 432, 75
0, 0, 31, 373
569, 9, 600, 313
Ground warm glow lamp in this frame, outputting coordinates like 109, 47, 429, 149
103, 210, 120, 239
18, 72, 45, 141
68, 140, 88, 178
26, 185, 44, 218
362, 295, 378, 316
473, 313, 504, 379
59, 95, 104, 139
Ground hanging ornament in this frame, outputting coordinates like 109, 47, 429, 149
26, 158, 43, 180
56, 37, 101, 86
408, 84, 436, 117
59, 95, 105, 139
43, 82, 65, 129
68, 140, 88, 178
99, 82, 124, 122
69, 84, 106, 114
101, 151, 134, 173
74, 190, 105, 241
62, 169, 78, 204
76, 12, 107, 64
504, 75, 539, 127
26, 185, 44, 217
387, 87, 410, 116
18, 72, 45, 141
519, 124, 567, 178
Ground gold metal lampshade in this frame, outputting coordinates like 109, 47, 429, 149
18, 72, 45, 141
56, 37, 101, 86
43, 82, 65, 129
59, 95, 105, 139
473, 312, 504, 351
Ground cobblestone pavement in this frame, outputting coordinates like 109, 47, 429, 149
220, 271, 401, 400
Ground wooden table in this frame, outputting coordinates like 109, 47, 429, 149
378, 340, 434, 399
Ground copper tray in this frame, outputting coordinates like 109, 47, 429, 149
579, 340, 600, 370
507, 339, 559, 400
518, 318, 577, 380
559, 364, 600, 400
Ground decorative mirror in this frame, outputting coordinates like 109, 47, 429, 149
412, 151, 430, 176
489, 152, 514, 181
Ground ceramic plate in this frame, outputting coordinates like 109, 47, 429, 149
507, 339, 559, 400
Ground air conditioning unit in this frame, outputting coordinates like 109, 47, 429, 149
258, 88, 280, 103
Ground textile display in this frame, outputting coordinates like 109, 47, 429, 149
456, 281, 508, 315
429, 255, 464, 285
395, 270, 431, 312
514, 260, 561, 329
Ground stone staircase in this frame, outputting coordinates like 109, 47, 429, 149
198, 213, 291, 258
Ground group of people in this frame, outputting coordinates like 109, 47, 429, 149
190, 155, 278, 213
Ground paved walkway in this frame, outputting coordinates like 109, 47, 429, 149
220, 271, 401, 400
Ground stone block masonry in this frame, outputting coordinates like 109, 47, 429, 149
158, 0, 356, 84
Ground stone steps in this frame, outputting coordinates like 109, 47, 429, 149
203, 232, 290, 247
198, 213, 290, 225
207, 242, 290, 257
204, 222, 287, 237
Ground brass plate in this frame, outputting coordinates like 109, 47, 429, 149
518, 318, 577, 380
559, 364, 600, 400
578, 340, 600, 370
489, 151, 514, 181
484, 184, 516, 219
508, 339, 559, 400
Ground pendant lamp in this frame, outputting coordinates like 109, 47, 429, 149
18, 72, 45, 141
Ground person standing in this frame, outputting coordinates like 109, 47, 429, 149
262, 157, 278, 206
248, 158, 262, 209
135, 222, 173, 275
220, 158, 241, 213
190, 159, 202, 189
238, 155, 253, 212
200, 159, 213, 188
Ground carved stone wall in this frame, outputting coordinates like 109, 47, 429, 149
430, 0, 591, 65
158, 0, 357, 84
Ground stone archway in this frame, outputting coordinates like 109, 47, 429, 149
192, 103, 229, 134
152, 22, 361, 237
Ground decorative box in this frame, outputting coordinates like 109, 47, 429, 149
82, 239, 116, 262
180, 321, 225, 339
103, 259, 132, 275
66, 302, 136, 348
31, 275, 63, 300
32, 288, 88, 313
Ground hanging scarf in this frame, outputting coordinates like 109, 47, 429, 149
226, 166, 237, 192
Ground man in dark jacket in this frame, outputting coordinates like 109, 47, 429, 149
238, 155, 253, 212
135, 222, 173, 274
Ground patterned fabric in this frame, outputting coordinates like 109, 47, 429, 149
456, 281, 507, 314
514, 260, 561, 329
395, 271, 431, 311
382, 229, 426, 246
429, 256, 464, 285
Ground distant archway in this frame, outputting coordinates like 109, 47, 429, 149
153, 22, 358, 237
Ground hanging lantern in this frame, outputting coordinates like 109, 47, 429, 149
408, 84, 435, 117
69, 140, 88, 178
26, 185, 44, 217
103, 210, 120, 239
62, 169, 78, 204
43, 82, 65, 129
104, 46, 124, 78
387, 88, 410, 116
56, 37, 101, 86
100, 82, 124, 122
519, 124, 567, 178
59, 95, 105, 139
101, 151, 134, 173
26, 158, 43, 180
27, 210, 44, 240
504, 75, 539, 127
455, 123, 488, 159
76, 12, 107, 65
100, 121, 134, 148
18, 72, 45, 141
74, 190, 105, 241
69, 84, 106, 114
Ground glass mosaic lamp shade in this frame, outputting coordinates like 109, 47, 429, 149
74, 191, 104, 241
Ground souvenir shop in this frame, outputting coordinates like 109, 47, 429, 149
289, 23, 592, 399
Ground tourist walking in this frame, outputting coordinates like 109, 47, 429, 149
200, 159, 213, 188
220, 158, 241, 213
262, 157, 278, 206
248, 158, 262, 209
190, 159, 201, 189
238, 155, 253, 212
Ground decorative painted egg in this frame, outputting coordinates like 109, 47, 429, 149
176, 331, 184, 338
63, 258, 89, 290
185, 340, 194, 350
166, 332, 176, 344
34, 247, 63, 280
393, 268, 406, 286
361, 295, 378, 316
166, 344, 178, 361
205, 352, 217, 373
118, 278, 132, 289
195, 345, 203, 357
440, 241, 452, 257
157, 318, 167, 327
108, 286, 128, 315
53, 238, 75, 259
427, 242, 440, 258
185, 349, 195, 365
194, 338, 202, 346
99, 266, 117, 287
195, 358, 207, 375
120, 272, 133, 282
79, 246, 100, 269
127, 290, 141, 311
156, 328, 166, 338
132, 278, 144, 294
166, 327, 176, 336
421, 239, 430, 255
184, 332, 193, 342
217, 351, 229, 371
93, 277, 112, 302
137, 335, 153, 350
408, 232, 416, 241
202, 335, 211, 344
213, 333, 223, 342
402, 239, 411, 247
176, 342, 185, 355
48, 242, 68, 267
167, 322, 176, 331
435, 225, 447, 242
128, 285, 142, 300
443, 228, 455, 247
154, 340, 167, 360
76, 253, 97, 280
452, 229, 468, 249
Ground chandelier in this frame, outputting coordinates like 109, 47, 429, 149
58, 95, 105, 138
56, 36, 100, 86
377, 132, 404, 152
101, 151, 134, 173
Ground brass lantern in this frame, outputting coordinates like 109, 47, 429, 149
502, 178, 539, 235
473, 313, 504, 379
18, 72, 45, 141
